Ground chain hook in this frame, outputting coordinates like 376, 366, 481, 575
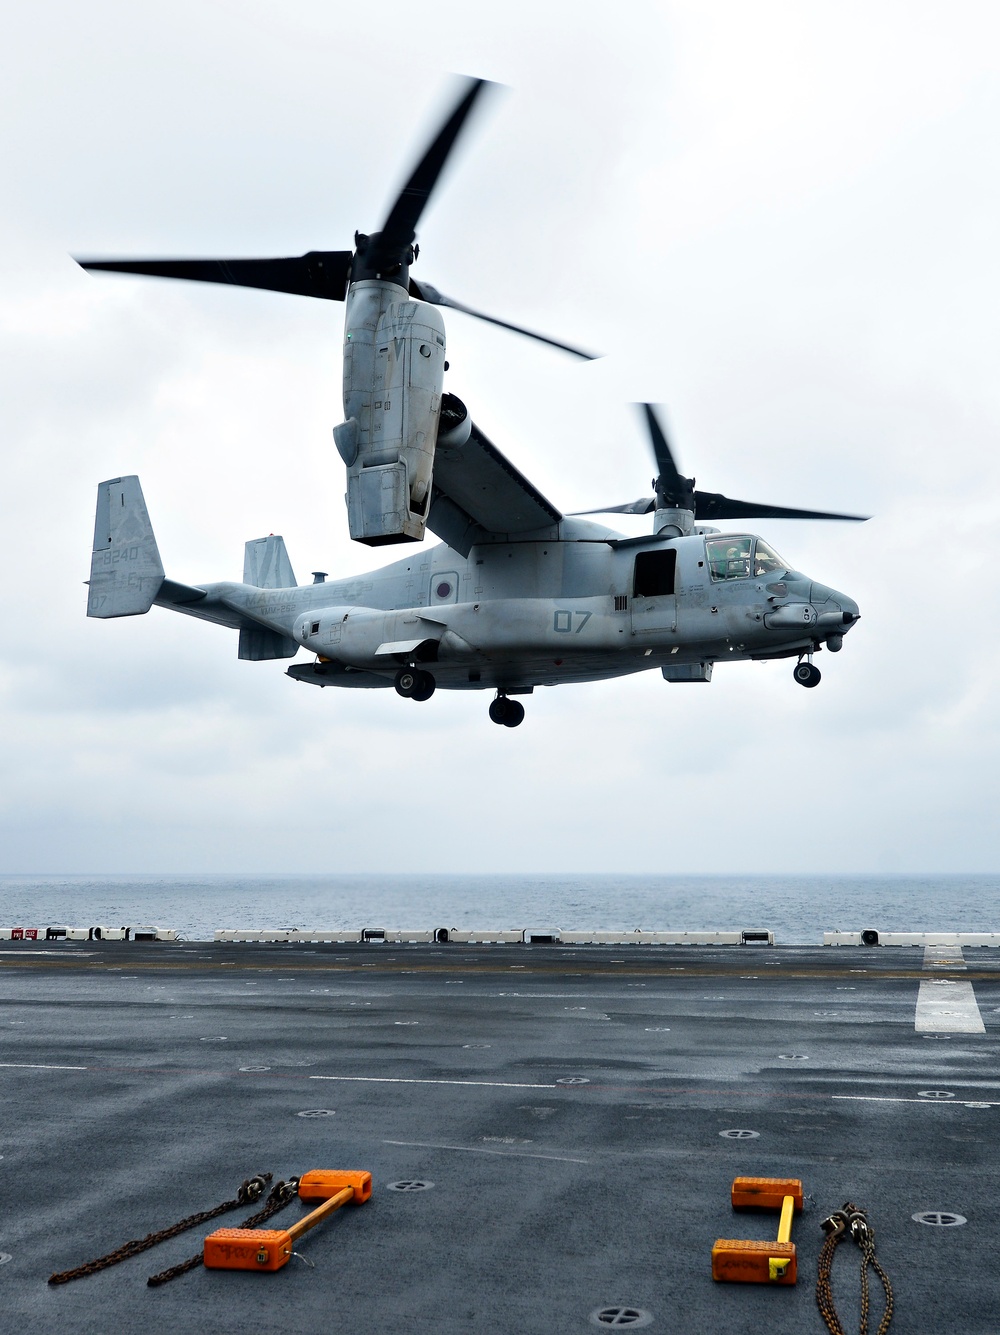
816, 1200, 893, 1334
820, 1209, 848, 1236
272, 1177, 301, 1205
237, 1173, 272, 1205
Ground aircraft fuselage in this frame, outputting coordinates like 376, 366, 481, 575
178, 519, 859, 693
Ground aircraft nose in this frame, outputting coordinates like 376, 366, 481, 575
834, 590, 860, 627
813, 586, 859, 652
810, 581, 860, 626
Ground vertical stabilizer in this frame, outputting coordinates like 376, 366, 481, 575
87, 476, 164, 618
243, 535, 296, 589
239, 534, 299, 661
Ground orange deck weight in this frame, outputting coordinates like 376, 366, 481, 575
297, 1170, 372, 1204
711, 1176, 803, 1285
730, 1176, 803, 1211
204, 1170, 372, 1272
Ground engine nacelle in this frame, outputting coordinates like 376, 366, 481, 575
436, 392, 471, 449
334, 279, 447, 546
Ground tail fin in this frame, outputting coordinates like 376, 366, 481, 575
243, 534, 296, 589
239, 534, 299, 661
87, 476, 165, 618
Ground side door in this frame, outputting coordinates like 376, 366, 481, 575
630, 548, 677, 635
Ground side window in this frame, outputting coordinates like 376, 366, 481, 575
633, 549, 677, 597
705, 536, 752, 581
753, 539, 786, 576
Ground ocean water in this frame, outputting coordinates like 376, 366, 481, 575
0, 873, 996, 944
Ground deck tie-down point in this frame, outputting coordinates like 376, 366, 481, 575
711, 1176, 803, 1285
204, 1170, 372, 1272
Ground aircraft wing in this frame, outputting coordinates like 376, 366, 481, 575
426, 412, 562, 556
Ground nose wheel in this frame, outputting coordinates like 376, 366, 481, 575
793, 659, 821, 689
395, 667, 436, 701
489, 693, 525, 727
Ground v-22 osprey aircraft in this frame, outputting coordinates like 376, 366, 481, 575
81, 79, 865, 728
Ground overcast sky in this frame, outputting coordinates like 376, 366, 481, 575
1, 0, 998, 874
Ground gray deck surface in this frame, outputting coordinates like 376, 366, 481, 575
1, 941, 998, 1334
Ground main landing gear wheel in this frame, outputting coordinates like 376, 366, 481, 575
395, 668, 435, 700
793, 661, 821, 688
489, 695, 525, 727
411, 671, 436, 702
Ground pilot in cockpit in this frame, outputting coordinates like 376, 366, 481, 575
753, 540, 786, 577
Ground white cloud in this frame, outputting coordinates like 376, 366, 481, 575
0, 0, 997, 873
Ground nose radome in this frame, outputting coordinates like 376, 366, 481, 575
808, 581, 839, 607
810, 582, 860, 623
828, 588, 860, 625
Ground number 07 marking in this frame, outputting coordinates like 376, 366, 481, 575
554, 610, 592, 633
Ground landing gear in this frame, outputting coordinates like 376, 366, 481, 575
489, 694, 525, 727
411, 672, 436, 701
395, 667, 436, 700
793, 659, 821, 689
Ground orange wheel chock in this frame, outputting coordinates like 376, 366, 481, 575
711, 1177, 803, 1285
204, 1170, 372, 1272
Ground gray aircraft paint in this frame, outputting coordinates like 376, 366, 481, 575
87, 474, 858, 701
80, 83, 862, 719
87, 477, 164, 619
336, 279, 448, 545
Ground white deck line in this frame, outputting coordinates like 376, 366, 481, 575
916, 946, 984, 1033
0, 1062, 88, 1071
383, 1139, 589, 1164
311, 1074, 557, 1089
833, 1095, 997, 1106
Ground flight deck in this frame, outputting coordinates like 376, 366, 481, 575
1, 940, 998, 1333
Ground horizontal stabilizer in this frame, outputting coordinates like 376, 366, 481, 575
155, 578, 208, 607
87, 476, 164, 618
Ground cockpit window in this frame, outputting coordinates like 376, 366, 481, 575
706, 536, 752, 581
753, 540, 787, 576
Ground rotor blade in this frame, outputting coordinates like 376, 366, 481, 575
77, 251, 354, 301
372, 78, 492, 270
640, 403, 687, 495
693, 491, 870, 522
411, 280, 597, 360
571, 493, 869, 520
570, 498, 656, 516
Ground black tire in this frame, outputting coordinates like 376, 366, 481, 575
394, 668, 419, 698
489, 697, 510, 725
411, 670, 436, 702
502, 699, 525, 728
793, 662, 821, 688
